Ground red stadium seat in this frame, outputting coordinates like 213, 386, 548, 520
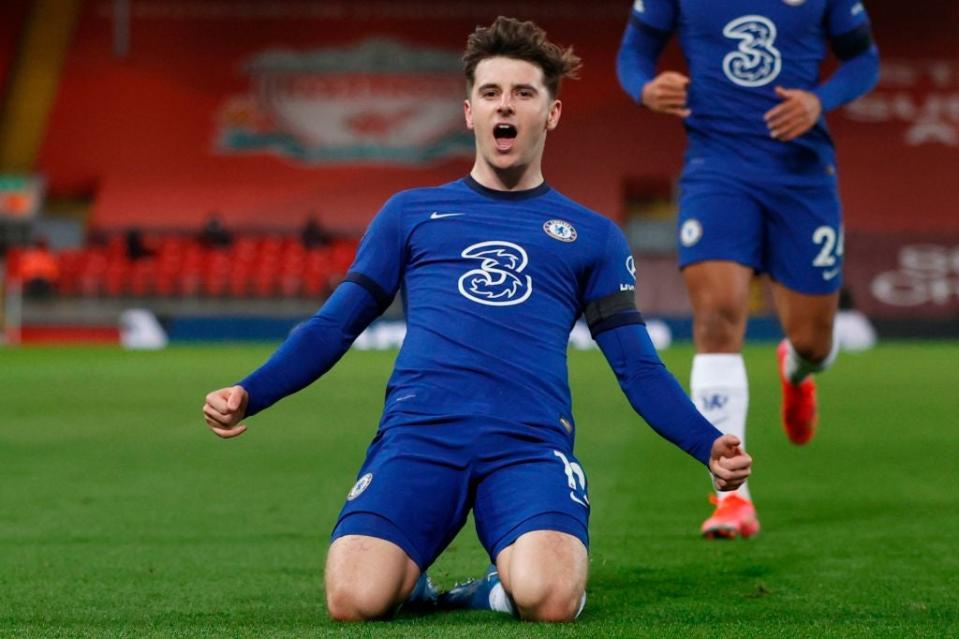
4, 247, 22, 281
129, 259, 157, 296
78, 249, 107, 296
154, 266, 178, 297
178, 260, 203, 296
103, 259, 130, 296
228, 263, 252, 297
105, 234, 127, 260
330, 238, 358, 276
251, 257, 279, 297
56, 249, 83, 295
34, 231, 358, 300
303, 248, 333, 297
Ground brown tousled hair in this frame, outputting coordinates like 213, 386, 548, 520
463, 16, 582, 98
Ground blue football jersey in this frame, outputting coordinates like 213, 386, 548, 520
348, 176, 638, 433
631, 0, 871, 183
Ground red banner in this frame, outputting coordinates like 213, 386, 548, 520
845, 233, 959, 319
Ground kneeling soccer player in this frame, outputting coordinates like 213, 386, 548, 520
202, 16, 752, 622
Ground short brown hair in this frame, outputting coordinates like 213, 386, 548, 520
463, 16, 582, 98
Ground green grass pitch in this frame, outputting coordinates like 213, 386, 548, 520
1, 342, 957, 638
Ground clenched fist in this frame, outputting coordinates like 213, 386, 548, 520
709, 434, 752, 491
202, 385, 249, 439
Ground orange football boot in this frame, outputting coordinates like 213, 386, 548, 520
701, 494, 760, 539
777, 339, 818, 445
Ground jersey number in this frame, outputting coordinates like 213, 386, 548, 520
722, 15, 782, 88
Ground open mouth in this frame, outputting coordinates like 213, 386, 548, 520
493, 123, 518, 151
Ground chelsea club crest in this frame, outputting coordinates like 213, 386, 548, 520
543, 219, 577, 243
347, 473, 373, 501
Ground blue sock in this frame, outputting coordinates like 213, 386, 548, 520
402, 573, 438, 612
439, 565, 515, 615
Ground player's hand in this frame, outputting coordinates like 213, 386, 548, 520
202, 385, 249, 439
708, 434, 752, 491
641, 71, 691, 118
764, 86, 822, 141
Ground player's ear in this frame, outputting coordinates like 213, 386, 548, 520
464, 99, 474, 130
546, 99, 562, 131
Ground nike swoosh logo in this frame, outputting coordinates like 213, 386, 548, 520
430, 211, 464, 219
569, 491, 589, 508
822, 268, 841, 281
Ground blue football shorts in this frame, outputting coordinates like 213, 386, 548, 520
676, 173, 844, 295
330, 413, 590, 571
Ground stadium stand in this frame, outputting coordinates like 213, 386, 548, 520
7, 232, 356, 300
0, 0, 956, 342
0, 2, 30, 102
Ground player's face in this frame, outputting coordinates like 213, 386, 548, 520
464, 56, 562, 177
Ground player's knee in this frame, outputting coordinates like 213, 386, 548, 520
510, 577, 583, 622
325, 581, 396, 622
787, 322, 834, 363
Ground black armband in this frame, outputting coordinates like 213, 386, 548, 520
584, 291, 645, 338
830, 23, 875, 61
343, 272, 393, 311
629, 13, 673, 38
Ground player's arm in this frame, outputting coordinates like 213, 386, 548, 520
616, 1, 690, 117
587, 298, 750, 489
202, 198, 407, 438
202, 280, 390, 438
813, 24, 880, 112
765, 4, 879, 140
581, 222, 749, 487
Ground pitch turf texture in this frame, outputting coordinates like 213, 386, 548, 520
2, 343, 957, 638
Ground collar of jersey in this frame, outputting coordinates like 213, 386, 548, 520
463, 175, 551, 201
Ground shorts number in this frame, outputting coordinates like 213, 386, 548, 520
812, 225, 843, 267
553, 450, 589, 508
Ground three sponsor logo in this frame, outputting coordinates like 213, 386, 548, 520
458, 241, 533, 306
722, 15, 782, 88
453, 219, 581, 306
